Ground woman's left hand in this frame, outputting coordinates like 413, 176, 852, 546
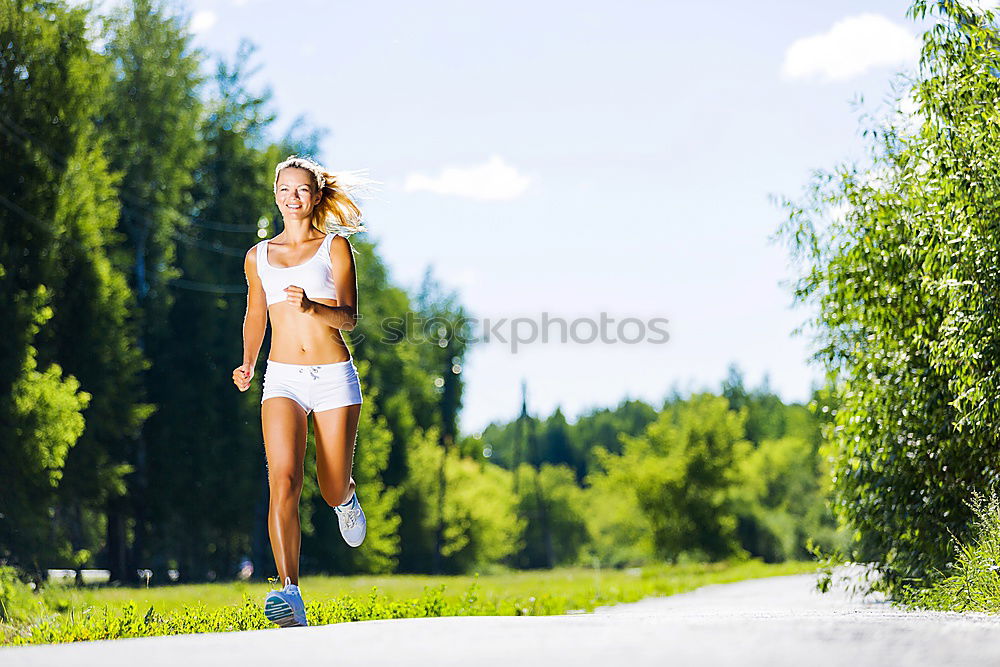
283, 285, 315, 313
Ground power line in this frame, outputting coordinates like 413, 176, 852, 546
163, 224, 250, 258
1, 114, 261, 255
0, 116, 256, 294
0, 192, 51, 231
0, 114, 269, 236
177, 217, 265, 233
170, 278, 246, 294
0, 192, 251, 294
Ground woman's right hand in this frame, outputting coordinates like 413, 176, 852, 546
233, 362, 254, 392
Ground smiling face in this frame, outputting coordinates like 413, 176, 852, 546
275, 166, 322, 221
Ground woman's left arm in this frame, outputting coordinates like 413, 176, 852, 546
308, 234, 359, 331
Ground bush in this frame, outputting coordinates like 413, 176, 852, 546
585, 394, 751, 565
400, 428, 523, 572
777, 1, 1000, 593
733, 436, 845, 562
0, 566, 52, 643
900, 491, 1000, 612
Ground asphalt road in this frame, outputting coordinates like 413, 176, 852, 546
4, 568, 1000, 666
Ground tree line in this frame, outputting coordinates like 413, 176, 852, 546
0, 0, 839, 585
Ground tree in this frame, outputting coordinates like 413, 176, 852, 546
777, 0, 1000, 592
513, 463, 588, 568
401, 428, 522, 573
732, 435, 840, 562
0, 0, 141, 578
721, 364, 787, 444
587, 394, 752, 563
139, 40, 274, 581
405, 268, 473, 573
99, 0, 204, 581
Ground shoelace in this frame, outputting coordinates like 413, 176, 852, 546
271, 576, 299, 594
336, 502, 361, 529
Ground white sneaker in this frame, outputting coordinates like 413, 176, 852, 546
334, 490, 367, 547
264, 576, 308, 627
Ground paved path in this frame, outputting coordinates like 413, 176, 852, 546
4, 569, 1000, 666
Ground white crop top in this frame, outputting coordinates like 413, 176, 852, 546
255, 233, 338, 306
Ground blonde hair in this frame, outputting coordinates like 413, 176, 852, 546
273, 155, 378, 237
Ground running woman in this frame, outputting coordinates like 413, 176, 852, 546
233, 155, 372, 628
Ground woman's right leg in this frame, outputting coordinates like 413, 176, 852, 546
261, 397, 308, 585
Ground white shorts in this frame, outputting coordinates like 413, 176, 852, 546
261, 358, 363, 414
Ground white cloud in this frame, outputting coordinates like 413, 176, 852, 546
403, 155, 531, 200
781, 14, 920, 82
190, 10, 217, 34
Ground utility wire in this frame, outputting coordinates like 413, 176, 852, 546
0, 113, 267, 234
0, 195, 252, 294
0, 192, 51, 231
171, 278, 247, 294
1, 114, 256, 293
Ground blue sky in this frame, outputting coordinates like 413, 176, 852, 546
92, 0, 974, 433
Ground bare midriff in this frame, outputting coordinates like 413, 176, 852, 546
267, 297, 352, 364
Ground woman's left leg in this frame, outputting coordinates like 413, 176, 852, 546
313, 403, 362, 508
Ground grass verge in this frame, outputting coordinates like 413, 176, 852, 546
2, 558, 817, 646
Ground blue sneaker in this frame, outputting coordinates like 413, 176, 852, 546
334, 490, 367, 547
264, 577, 308, 628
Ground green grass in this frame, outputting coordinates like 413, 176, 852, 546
899, 491, 1000, 613
1, 559, 818, 646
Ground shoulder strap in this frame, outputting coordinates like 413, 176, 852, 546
255, 240, 268, 275
322, 232, 336, 255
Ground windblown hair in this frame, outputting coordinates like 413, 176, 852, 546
272, 154, 378, 237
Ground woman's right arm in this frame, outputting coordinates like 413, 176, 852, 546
233, 247, 268, 392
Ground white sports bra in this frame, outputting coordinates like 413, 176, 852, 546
255, 233, 338, 306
